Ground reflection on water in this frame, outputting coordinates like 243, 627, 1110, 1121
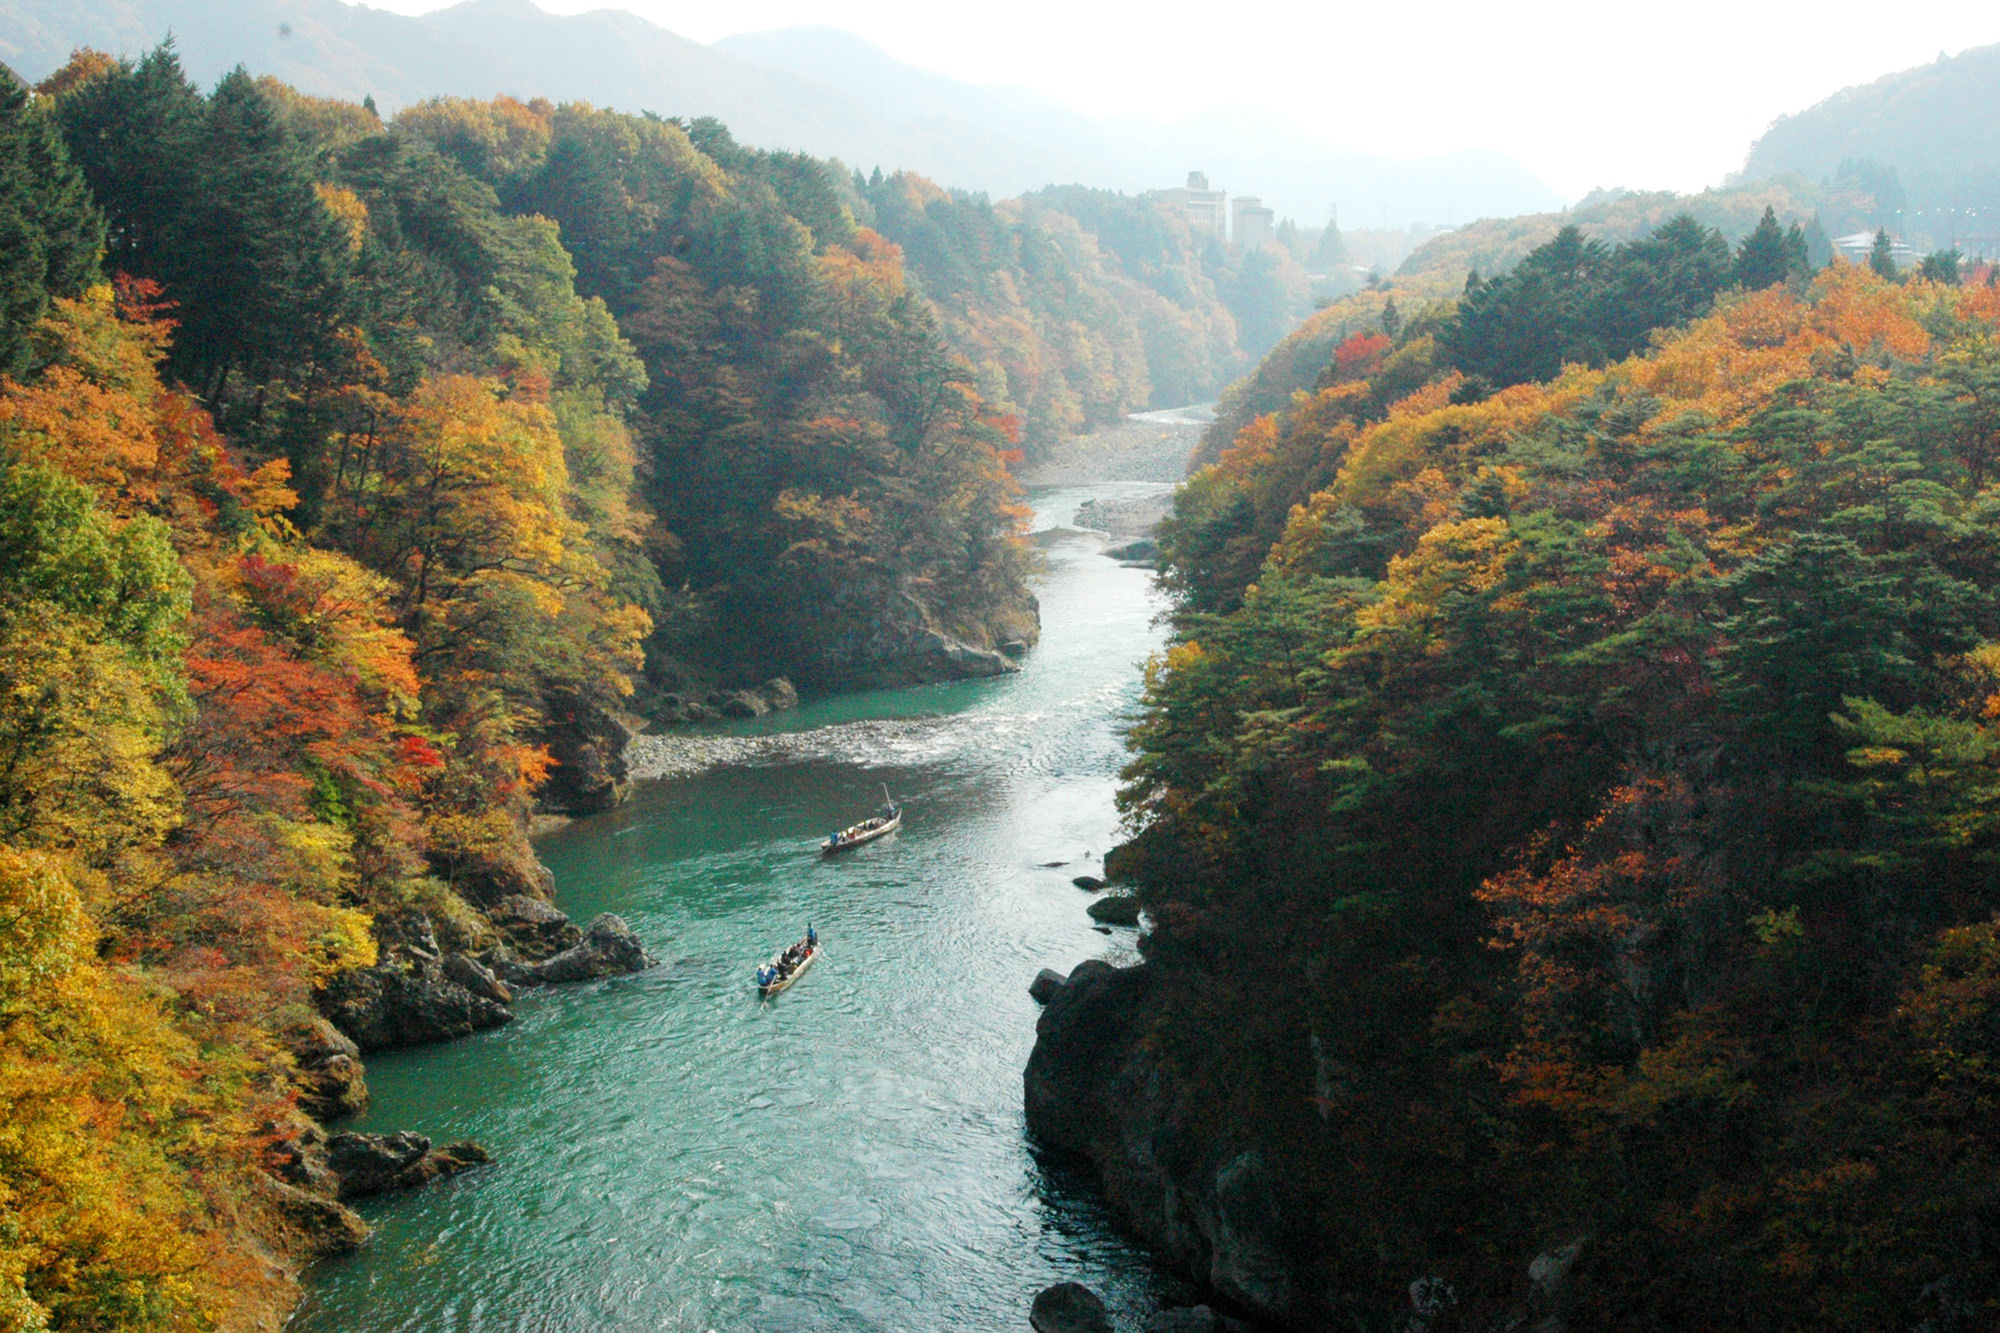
289, 483, 1176, 1332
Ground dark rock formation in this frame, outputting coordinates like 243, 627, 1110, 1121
1086, 894, 1142, 925
1030, 967, 1068, 1005
325, 1130, 490, 1199
536, 689, 637, 815
1030, 1282, 1112, 1333
263, 1124, 342, 1199
317, 955, 514, 1052
285, 1017, 368, 1121
759, 676, 800, 710
526, 913, 656, 984
1146, 1307, 1221, 1333
1072, 874, 1107, 891
488, 894, 582, 960
1025, 960, 1315, 1325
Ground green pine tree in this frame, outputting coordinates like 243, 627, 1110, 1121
1734, 206, 1793, 290
1870, 228, 1901, 281
0, 77, 103, 377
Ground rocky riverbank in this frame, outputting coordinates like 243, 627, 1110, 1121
276, 835, 659, 1270
1022, 405, 1214, 487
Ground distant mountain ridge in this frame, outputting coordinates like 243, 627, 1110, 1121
1740, 42, 2000, 246
1, 0, 1565, 226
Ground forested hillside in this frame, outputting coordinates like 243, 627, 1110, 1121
1742, 42, 2000, 239
1033, 218, 2000, 1326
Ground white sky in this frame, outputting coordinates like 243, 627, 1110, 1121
365, 0, 2000, 199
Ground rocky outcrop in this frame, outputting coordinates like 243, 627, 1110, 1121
317, 951, 514, 1053
258, 1121, 487, 1265
1146, 1307, 1222, 1333
285, 1017, 368, 1121
1024, 960, 1319, 1327
251, 1173, 371, 1259
324, 1131, 490, 1199
1106, 537, 1159, 564
523, 913, 656, 984
1072, 875, 1107, 891
536, 689, 639, 816
1030, 1283, 1112, 1333
319, 896, 658, 1051
443, 950, 513, 1004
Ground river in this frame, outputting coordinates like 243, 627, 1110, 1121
288, 480, 1179, 1332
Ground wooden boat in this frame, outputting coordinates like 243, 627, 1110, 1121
757, 936, 818, 997
820, 785, 903, 854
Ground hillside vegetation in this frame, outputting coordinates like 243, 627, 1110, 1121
1078, 224, 2000, 1326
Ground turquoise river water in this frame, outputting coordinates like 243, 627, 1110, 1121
288, 482, 1178, 1333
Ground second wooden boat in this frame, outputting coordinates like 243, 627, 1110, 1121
821, 785, 903, 854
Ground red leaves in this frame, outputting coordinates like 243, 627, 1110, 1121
1333, 331, 1392, 381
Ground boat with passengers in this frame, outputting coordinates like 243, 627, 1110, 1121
821, 785, 902, 854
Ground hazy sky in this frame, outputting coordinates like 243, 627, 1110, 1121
366, 0, 2000, 200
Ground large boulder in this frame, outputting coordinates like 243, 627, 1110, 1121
443, 951, 513, 1004
1024, 957, 1324, 1327
488, 894, 582, 960
317, 957, 513, 1052
1030, 1282, 1112, 1333
1146, 1308, 1221, 1333
325, 1131, 490, 1199
712, 689, 768, 719
1086, 894, 1142, 926
1029, 967, 1068, 1005
525, 913, 656, 984
811, 587, 1041, 690
374, 907, 442, 960
759, 677, 800, 711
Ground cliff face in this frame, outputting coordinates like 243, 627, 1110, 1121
805, 585, 1040, 691
1024, 961, 1326, 1329
1026, 961, 1588, 1333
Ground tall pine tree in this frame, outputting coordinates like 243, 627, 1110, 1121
0, 74, 103, 377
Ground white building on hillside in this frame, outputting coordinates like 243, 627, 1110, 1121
1158, 171, 1228, 242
